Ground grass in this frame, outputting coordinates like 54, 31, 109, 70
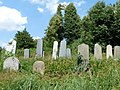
0, 50, 120, 90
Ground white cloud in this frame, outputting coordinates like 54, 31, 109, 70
0, 6, 27, 31
33, 36, 40, 40
37, 7, 44, 13
74, 0, 86, 7
0, 1, 3, 5
0, 41, 7, 48
30, 0, 59, 14
29, 0, 86, 14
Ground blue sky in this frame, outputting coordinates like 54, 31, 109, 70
0, 0, 117, 47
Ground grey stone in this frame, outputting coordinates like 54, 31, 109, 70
3, 57, 20, 71
36, 39, 43, 57
94, 43, 102, 60
66, 48, 71, 58
33, 61, 45, 75
78, 43, 89, 61
59, 39, 66, 57
52, 41, 58, 60
24, 49, 30, 58
106, 45, 113, 59
114, 46, 120, 60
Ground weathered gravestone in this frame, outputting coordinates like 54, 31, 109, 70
4, 40, 17, 54
94, 43, 102, 60
52, 41, 58, 60
106, 45, 113, 59
33, 61, 45, 75
36, 39, 43, 57
3, 57, 20, 71
59, 39, 66, 57
24, 49, 30, 58
114, 46, 120, 60
78, 43, 89, 61
66, 48, 71, 58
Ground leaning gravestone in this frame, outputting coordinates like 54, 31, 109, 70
52, 41, 58, 60
66, 48, 71, 58
59, 39, 67, 57
106, 45, 113, 59
94, 43, 102, 60
33, 61, 45, 75
3, 57, 20, 71
114, 46, 120, 60
78, 43, 89, 61
24, 49, 30, 58
36, 39, 43, 57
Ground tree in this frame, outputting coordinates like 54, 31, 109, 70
88, 1, 115, 47
64, 3, 81, 44
44, 4, 64, 49
15, 28, 35, 49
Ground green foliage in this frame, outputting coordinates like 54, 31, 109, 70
0, 56, 120, 90
15, 28, 35, 49
64, 3, 81, 44
44, 4, 64, 50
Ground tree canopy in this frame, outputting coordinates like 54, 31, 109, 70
15, 28, 35, 49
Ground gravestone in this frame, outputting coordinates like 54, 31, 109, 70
24, 49, 30, 58
66, 48, 71, 58
3, 57, 20, 71
94, 43, 102, 60
78, 43, 89, 61
52, 41, 58, 60
33, 61, 45, 75
59, 39, 66, 57
114, 46, 120, 60
106, 45, 113, 59
36, 39, 43, 57
4, 40, 17, 54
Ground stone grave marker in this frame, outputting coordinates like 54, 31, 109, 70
33, 61, 45, 75
52, 41, 58, 60
59, 39, 66, 57
78, 43, 89, 61
24, 49, 30, 58
114, 46, 120, 60
3, 57, 20, 71
94, 43, 102, 60
106, 45, 113, 59
66, 48, 71, 58
36, 39, 43, 57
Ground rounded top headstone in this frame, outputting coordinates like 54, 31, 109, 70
3, 57, 20, 71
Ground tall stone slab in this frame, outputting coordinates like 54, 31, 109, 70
3, 57, 20, 71
24, 49, 30, 58
59, 39, 67, 57
66, 48, 71, 58
106, 45, 113, 59
78, 43, 89, 61
114, 46, 120, 60
94, 43, 102, 60
36, 39, 43, 57
4, 40, 16, 54
52, 41, 58, 60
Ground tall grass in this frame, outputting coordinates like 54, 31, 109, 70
0, 54, 120, 90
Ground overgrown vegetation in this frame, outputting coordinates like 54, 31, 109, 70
0, 50, 120, 90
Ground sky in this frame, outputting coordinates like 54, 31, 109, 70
0, 0, 117, 47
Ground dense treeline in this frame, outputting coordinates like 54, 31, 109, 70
44, 1, 120, 52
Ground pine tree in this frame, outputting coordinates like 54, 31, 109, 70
44, 4, 64, 49
15, 28, 35, 49
64, 3, 81, 44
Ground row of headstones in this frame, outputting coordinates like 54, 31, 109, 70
78, 43, 120, 61
24, 39, 71, 59
3, 57, 45, 75
24, 38, 120, 60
